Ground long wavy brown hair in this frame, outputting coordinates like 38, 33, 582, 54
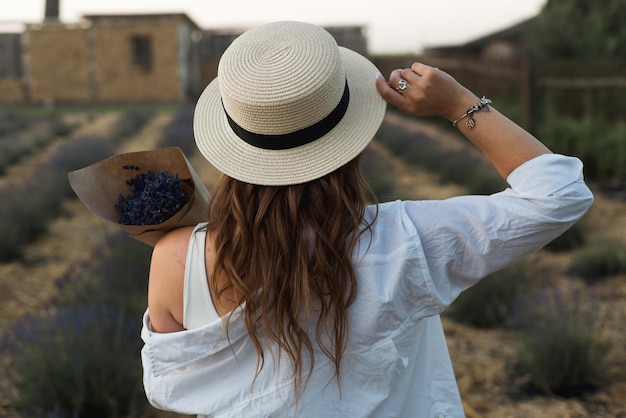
205, 154, 377, 396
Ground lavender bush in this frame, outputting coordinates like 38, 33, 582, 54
54, 230, 151, 315
514, 286, 611, 396
110, 108, 155, 143
375, 118, 506, 195
569, 239, 626, 280
0, 116, 73, 176
156, 105, 197, 155
0, 135, 115, 261
1, 304, 146, 417
1, 230, 152, 417
0, 109, 44, 136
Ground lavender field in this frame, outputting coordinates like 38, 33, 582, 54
0, 105, 625, 418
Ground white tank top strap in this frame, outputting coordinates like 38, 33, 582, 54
183, 222, 220, 329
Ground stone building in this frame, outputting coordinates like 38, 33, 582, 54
25, 22, 92, 102
24, 13, 202, 103
0, 17, 368, 104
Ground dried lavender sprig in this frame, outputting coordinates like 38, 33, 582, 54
116, 169, 187, 225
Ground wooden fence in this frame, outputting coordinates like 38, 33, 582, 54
417, 55, 626, 133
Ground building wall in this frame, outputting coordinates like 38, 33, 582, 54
15, 19, 366, 104
0, 33, 25, 102
91, 22, 180, 102
26, 25, 92, 102
0, 79, 25, 102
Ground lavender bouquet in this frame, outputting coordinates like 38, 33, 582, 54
68, 147, 210, 246
116, 166, 188, 226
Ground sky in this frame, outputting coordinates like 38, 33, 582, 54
0, 0, 547, 54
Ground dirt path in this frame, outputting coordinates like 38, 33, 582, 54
0, 113, 110, 191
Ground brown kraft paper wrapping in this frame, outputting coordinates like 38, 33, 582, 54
68, 147, 210, 246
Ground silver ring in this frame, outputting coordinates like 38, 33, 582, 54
396, 79, 408, 92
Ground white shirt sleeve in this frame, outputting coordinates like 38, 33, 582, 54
400, 153, 593, 308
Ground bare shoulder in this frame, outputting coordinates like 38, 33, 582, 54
148, 226, 196, 333
154, 226, 196, 259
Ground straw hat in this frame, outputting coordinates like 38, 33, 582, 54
193, 21, 386, 186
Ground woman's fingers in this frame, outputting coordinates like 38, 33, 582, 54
377, 63, 475, 119
376, 66, 428, 115
375, 71, 408, 108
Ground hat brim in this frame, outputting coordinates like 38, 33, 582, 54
193, 47, 387, 186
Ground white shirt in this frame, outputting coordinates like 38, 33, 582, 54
141, 154, 593, 418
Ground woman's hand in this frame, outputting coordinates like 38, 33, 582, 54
375, 62, 478, 121
375, 62, 552, 179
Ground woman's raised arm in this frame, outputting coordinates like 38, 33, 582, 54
375, 62, 552, 179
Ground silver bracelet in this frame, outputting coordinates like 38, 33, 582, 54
452, 96, 492, 129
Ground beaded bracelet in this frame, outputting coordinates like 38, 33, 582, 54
452, 96, 492, 129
